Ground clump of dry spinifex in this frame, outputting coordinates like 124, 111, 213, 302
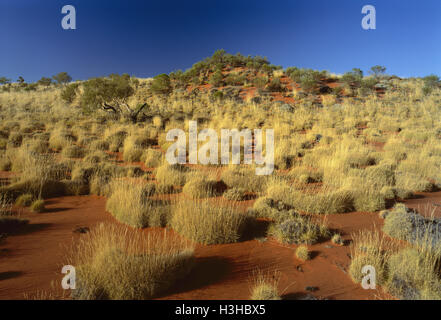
70, 223, 195, 300
249, 269, 281, 300
171, 199, 253, 245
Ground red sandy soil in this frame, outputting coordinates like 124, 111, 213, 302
4, 189, 440, 300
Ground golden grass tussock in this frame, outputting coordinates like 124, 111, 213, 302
249, 269, 281, 300
70, 223, 195, 300
170, 199, 253, 245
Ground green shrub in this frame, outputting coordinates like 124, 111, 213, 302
150, 74, 172, 94
61, 83, 79, 103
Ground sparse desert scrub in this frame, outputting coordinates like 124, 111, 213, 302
170, 200, 252, 245
249, 270, 281, 300
70, 223, 195, 300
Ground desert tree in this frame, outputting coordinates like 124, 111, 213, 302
37, 77, 52, 87
150, 74, 172, 94
52, 72, 72, 85
61, 83, 80, 103
0, 77, 11, 85
342, 68, 364, 87
17, 76, 25, 85
369, 65, 386, 78
80, 73, 149, 123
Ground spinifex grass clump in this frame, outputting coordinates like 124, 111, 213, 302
106, 179, 170, 228
268, 212, 329, 245
383, 204, 441, 247
155, 163, 188, 187
349, 230, 391, 285
223, 187, 247, 201
249, 270, 281, 300
182, 176, 225, 199
171, 199, 253, 245
71, 223, 195, 300
386, 247, 441, 300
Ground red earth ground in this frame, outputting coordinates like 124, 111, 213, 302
2, 182, 440, 300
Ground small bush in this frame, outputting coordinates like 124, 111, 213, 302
223, 187, 247, 201
382, 204, 414, 241
268, 214, 329, 245
249, 270, 281, 300
331, 233, 344, 246
295, 245, 310, 261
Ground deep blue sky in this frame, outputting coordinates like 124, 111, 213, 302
1, 0, 440, 82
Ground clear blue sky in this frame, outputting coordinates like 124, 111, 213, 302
1, 0, 440, 82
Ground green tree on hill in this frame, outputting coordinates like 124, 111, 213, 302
52, 72, 72, 85
369, 65, 386, 78
80, 73, 148, 123
150, 74, 172, 94
37, 77, 52, 87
